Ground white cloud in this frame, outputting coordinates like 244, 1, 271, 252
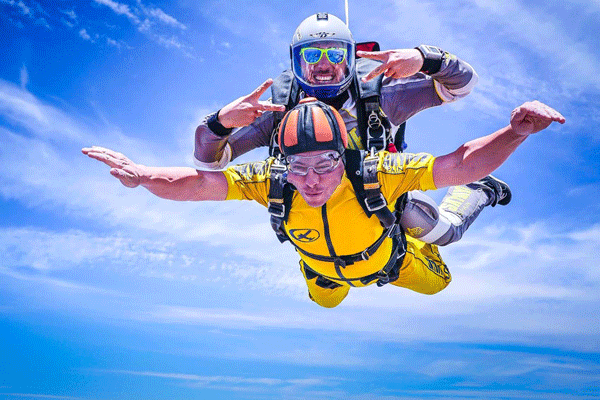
79, 28, 91, 41
91, 370, 345, 398
341, 0, 600, 122
0, 393, 86, 400
136, 0, 187, 30
61, 9, 77, 20
19, 64, 28, 89
61, 18, 74, 28
16, 0, 31, 16
106, 37, 120, 48
94, 0, 140, 25
91, 0, 192, 56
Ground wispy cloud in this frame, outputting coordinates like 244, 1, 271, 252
90, 370, 345, 398
136, 0, 187, 30
93, 0, 191, 56
93, 0, 140, 25
102, 369, 333, 386
1, 0, 52, 30
15, 0, 32, 16
1, 58, 599, 359
0, 394, 86, 400
19, 64, 28, 89
78, 28, 91, 41
60, 9, 77, 21
61, 18, 75, 28
345, 0, 600, 123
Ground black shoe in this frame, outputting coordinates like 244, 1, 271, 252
468, 175, 512, 207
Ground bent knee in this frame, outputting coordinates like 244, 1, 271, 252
421, 280, 450, 295
311, 295, 344, 308
307, 287, 349, 308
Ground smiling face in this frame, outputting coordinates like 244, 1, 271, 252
286, 150, 345, 208
299, 41, 348, 86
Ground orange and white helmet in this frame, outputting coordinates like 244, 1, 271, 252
278, 97, 348, 156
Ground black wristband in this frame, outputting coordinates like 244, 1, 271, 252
415, 44, 443, 75
206, 110, 233, 137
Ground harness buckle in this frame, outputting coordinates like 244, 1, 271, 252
361, 249, 370, 261
376, 271, 390, 287
367, 110, 381, 130
365, 192, 387, 212
268, 202, 285, 218
366, 110, 385, 151
270, 161, 287, 175
387, 224, 400, 238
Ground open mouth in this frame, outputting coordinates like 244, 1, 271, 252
310, 72, 338, 84
314, 75, 334, 82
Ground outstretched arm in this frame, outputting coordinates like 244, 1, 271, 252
82, 147, 228, 201
433, 101, 566, 188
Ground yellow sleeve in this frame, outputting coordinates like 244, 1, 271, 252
223, 159, 272, 207
377, 151, 437, 202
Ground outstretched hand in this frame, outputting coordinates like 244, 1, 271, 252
357, 49, 424, 82
82, 146, 143, 188
217, 78, 286, 128
510, 101, 565, 136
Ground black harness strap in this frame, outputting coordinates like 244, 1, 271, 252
301, 227, 407, 287
344, 149, 397, 228
362, 151, 397, 228
268, 157, 292, 243
353, 58, 394, 153
295, 223, 395, 265
269, 70, 301, 157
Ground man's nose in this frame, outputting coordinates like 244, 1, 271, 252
304, 168, 320, 186
316, 54, 332, 68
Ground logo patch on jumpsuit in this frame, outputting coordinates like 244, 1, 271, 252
289, 229, 320, 242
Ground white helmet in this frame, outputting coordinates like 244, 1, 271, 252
291, 13, 356, 98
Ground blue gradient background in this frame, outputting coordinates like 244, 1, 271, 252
1, 0, 599, 399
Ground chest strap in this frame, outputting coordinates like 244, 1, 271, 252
301, 227, 407, 287
296, 223, 399, 267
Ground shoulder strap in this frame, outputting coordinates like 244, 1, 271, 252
271, 69, 300, 109
269, 70, 301, 157
268, 157, 293, 243
355, 58, 384, 99
353, 59, 393, 152
344, 149, 396, 228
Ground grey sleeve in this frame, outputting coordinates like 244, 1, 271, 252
380, 50, 478, 125
193, 111, 276, 169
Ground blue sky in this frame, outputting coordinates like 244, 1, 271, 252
1, 0, 599, 399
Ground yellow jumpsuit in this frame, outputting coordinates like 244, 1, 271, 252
223, 151, 451, 308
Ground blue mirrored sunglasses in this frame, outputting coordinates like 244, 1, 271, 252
300, 47, 347, 65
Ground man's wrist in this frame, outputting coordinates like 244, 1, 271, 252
206, 110, 233, 137
415, 45, 443, 75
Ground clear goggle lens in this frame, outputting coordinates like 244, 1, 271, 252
286, 151, 343, 176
